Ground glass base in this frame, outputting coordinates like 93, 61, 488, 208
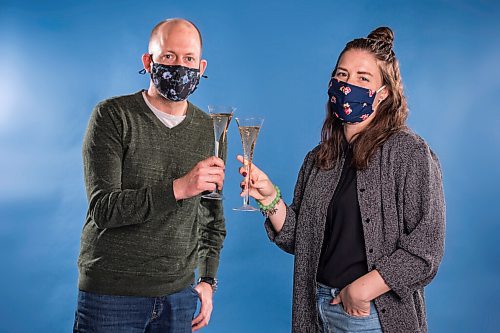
233, 204, 260, 212
201, 192, 224, 200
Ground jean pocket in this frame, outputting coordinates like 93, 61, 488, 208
336, 303, 373, 320
188, 285, 200, 299
72, 310, 79, 332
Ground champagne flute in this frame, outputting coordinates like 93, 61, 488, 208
202, 105, 234, 200
233, 117, 264, 211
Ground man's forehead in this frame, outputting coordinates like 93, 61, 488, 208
156, 36, 201, 54
149, 19, 202, 54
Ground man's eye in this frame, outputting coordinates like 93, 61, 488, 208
186, 56, 194, 62
336, 72, 347, 77
165, 54, 172, 59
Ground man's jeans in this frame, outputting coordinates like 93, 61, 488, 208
73, 286, 198, 333
316, 283, 383, 333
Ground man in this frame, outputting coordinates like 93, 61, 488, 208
74, 18, 226, 332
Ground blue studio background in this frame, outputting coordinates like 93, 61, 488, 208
1, 0, 499, 332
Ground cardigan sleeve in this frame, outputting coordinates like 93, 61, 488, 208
375, 142, 446, 300
83, 101, 179, 229
264, 149, 315, 254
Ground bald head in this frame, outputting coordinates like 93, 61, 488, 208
148, 18, 203, 55
142, 18, 207, 76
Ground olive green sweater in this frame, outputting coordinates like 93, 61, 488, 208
78, 91, 226, 297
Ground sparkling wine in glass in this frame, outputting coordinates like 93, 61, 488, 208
233, 117, 264, 211
201, 105, 234, 200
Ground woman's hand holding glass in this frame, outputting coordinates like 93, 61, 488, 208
236, 155, 276, 204
236, 155, 287, 232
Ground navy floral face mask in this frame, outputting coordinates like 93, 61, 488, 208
328, 78, 385, 124
140, 56, 202, 102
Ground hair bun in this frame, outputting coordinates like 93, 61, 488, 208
367, 27, 394, 48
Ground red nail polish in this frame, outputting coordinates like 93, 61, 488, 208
242, 172, 247, 177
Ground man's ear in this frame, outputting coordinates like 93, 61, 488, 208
141, 53, 152, 73
199, 59, 207, 76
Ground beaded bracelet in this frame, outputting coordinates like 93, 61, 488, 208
257, 185, 281, 217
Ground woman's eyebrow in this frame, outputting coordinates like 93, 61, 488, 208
357, 71, 373, 76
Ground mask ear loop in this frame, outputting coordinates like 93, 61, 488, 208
138, 54, 154, 74
199, 61, 208, 78
376, 85, 386, 102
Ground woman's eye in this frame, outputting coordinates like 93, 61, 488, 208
360, 76, 370, 82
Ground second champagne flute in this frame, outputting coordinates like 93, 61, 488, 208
233, 117, 264, 211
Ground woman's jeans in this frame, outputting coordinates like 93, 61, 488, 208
316, 283, 383, 333
73, 286, 198, 333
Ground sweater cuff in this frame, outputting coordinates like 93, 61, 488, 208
264, 218, 278, 241
373, 255, 410, 300
264, 204, 294, 243
198, 257, 219, 278
150, 180, 179, 215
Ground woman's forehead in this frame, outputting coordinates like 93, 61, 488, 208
338, 50, 378, 70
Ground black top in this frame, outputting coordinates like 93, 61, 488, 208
316, 141, 368, 289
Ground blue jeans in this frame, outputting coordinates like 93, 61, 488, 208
316, 283, 383, 333
73, 286, 198, 333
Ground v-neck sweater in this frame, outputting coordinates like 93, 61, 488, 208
78, 90, 226, 297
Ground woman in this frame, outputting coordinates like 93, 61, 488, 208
237, 27, 445, 332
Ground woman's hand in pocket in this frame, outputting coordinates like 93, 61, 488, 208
331, 283, 371, 317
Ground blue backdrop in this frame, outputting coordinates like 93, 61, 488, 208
1, 0, 499, 332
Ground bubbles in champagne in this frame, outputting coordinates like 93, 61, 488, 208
210, 113, 233, 143
238, 126, 260, 162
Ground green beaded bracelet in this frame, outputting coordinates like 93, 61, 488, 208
257, 185, 281, 217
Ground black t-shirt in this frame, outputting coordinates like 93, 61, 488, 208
316, 142, 368, 289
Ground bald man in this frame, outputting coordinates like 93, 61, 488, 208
74, 19, 226, 332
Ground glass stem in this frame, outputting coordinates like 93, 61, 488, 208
214, 140, 220, 158
212, 140, 220, 195
244, 160, 251, 206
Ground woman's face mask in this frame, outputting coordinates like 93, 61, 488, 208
328, 78, 385, 124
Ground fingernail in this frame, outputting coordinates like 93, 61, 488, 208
242, 172, 247, 177
240, 184, 245, 189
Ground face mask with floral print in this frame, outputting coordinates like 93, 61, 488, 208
140, 56, 201, 102
328, 78, 385, 124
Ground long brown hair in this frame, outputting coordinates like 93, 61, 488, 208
316, 27, 408, 170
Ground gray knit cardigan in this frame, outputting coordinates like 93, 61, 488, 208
265, 129, 445, 333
